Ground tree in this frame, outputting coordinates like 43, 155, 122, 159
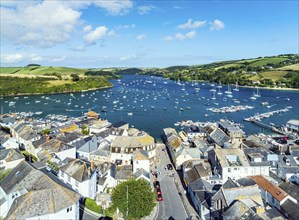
41, 128, 50, 135
70, 74, 80, 81
111, 179, 156, 220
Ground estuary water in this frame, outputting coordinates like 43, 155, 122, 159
1, 75, 298, 139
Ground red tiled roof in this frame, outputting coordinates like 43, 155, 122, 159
250, 175, 288, 202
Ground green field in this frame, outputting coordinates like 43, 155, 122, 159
0, 66, 116, 96
0, 66, 87, 76
278, 63, 299, 71
249, 57, 288, 67
249, 71, 289, 81
214, 63, 243, 70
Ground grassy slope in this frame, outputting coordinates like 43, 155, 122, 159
0, 66, 113, 96
249, 71, 288, 81
278, 63, 299, 71
0, 66, 87, 75
248, 57, 288, 67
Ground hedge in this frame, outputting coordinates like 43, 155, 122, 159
85, 198, 102, 214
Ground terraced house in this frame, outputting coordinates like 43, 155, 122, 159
0, 161, 80, 219
110, 128, 156, 165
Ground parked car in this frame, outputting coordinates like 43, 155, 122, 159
153, 181, 160, 189
167, 164, 173, 170
156, 188, 162, 195
156, 194, 163, 201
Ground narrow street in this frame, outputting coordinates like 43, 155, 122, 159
154, 144, 188, 220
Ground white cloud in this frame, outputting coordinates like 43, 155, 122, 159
52, 56, 66, 62
93, 0, 133, 16
177, 19, 206, 29
138, 5, 155, 15
210, 19, 225, 31
84, 26, 109, 44
83, 25, 92, 33
136, 34, 146, 41
1, 53, 44, 63
163, 36, 174, 41
0, 1, 81, 47
116, 24, 136, 29
120, 54, 136, 61
163, 30, 196, 41
72, 45, 87, 52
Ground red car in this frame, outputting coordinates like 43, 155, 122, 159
156, 194, 163, 201
156, 188, 162, 195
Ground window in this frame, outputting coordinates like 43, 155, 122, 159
228, 168, 231, 173
216, 199, 222, 210
67, 207, 72, 212
68, 175, 71, 182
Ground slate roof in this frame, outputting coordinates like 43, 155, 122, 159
39, 139, 75, 153
250, 175, 288, 202
209, 128, 230, 147
112, 132, 154, 149
175, 147, 202, 159
78, 137, 103, 153
190, 178, 213, 191
115, 165, 132, 180
236, 177, 256, 187
214, 148, 250, 167
279, 182, 299, 202
186, 163, 211, 184
59, 158, 96, 182
222, 200, 263, 220
0, 161, 80, 219
222, 185, 263, 207
31, 137, 48, 149
133, 168, 150, 181
13, 123, 40, 141
243, 148, 271, 167
164, 128, 182, 149
133, 149, 149, 160
56, 132, 83, 144
222, 178, 239, 189
281, 199, 299, 219
0, 149, 24, 162
91, 149, 111, 157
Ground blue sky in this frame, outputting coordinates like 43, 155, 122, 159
0, 0, 298, 68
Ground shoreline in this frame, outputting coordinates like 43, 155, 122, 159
0, 85, 113, 98
237, 85, 299, 91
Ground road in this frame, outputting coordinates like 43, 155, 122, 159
154, 144, 188, 220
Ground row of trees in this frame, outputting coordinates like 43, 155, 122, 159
0, 76, 113, 96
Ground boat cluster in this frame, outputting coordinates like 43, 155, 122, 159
207, 105, 254, 113
244, 106, 292, 122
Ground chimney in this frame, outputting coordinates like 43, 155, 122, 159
87, 167, 91, 177
91, 161, 95, 171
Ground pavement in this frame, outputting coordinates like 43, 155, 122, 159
154, 143, 189, 220
80, 204, 102, 220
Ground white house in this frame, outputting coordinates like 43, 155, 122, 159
0, 149, 25, 170
37, 138, 76, 161
77, 137, 109, 161
133, 149, 150, 173
208, 148, 270, 181
251, 175, 296, 210
58, 158, 97, 199
11, 123, 41, 147
110, 129, 156, 165
1, 138, 19, 149
0, 161, 80, 219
